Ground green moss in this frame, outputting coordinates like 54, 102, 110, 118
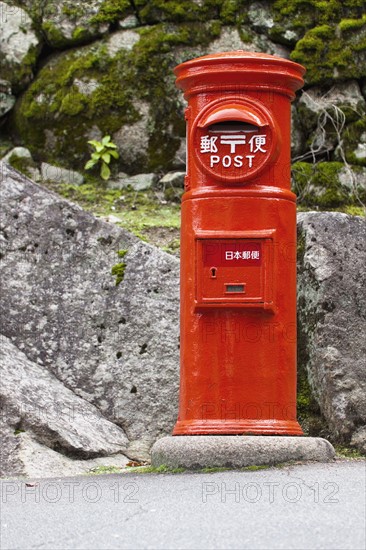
111, 262, 126, 285
134, 0, 250, 26
241, 465, 270, 471
129, 21, 220, 170
340, 119, 366, 167
219, 0, 245, 25
90, 0, 132, 25
61, 5, 85, 19
273, 0, 364, 27
270, 1, 366, 46
134, 22, 219, 87
296, 327, 327, 436
0, 42, 40, 93
13, 16, 228, 173
339, 16, 366, 31
139, 0, 198, 23
291, 16, 366, 85
45, 181, 181, 248
13, 41, 139, 168
344, 205, 365, 216
111, 248, 128, 285
59, 90, 87, 116
137, 0, 211, 24
164, 186, 184, 203
162, 238, 181, 255
128, 464, 185, 474
42, 21, 67, 47
55, 183, 121, 207
7, 152, 37, 179
8, 155, 30, 176
292, 161, 363, 208
335, 446, 365, 458
238, 26, 254, 43
0, 139, 12, 158
88, 465, 123, 475
40, 1, 129, 47
15, 20, 217, 172
72, 27, 90, 42
297, 367, 314, 418
297, 232, 306, 262
272, 0, 330, 45
120, 205, 181, 233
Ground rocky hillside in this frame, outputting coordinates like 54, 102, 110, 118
0, 0, 365, 210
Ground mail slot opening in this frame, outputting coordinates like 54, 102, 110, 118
208, 121, 259, 133
226, 284, 245, 293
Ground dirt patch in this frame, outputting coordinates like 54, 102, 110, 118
141, 226, 180, 255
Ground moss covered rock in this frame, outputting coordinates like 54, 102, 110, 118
270, 0, 365, 46
9, 0, 134, 48
0, 1, 41, 92
291, 15, 366, 85
14, 21, 291, 174
2, 146, 40, 180
134, 0, 248, 26
13, 32, 147, 172
337, 118, 366, 166
41, 0, 134, 48
292, 161, 366, 207
295, 81, 366, 163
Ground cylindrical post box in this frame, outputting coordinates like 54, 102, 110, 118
173, 51, 305, 436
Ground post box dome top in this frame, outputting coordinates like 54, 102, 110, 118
174, 50, 305, 100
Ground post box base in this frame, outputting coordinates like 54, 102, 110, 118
173, 419, 303, 436
151, 436, 335, 470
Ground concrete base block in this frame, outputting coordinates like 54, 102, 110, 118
151, 436, 335, 469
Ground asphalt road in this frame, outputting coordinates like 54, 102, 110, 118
1, 460, 365, 550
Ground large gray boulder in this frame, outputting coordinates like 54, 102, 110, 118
1, 335, 130, 477
297, 212, 366, 453
0, 162, 180, 475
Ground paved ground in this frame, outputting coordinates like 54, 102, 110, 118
1, 460, 365, 550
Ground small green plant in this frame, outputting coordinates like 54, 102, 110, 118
88, 465, 122, 475
201, 466, 231, 473
111, 250, 128, 286
85, 135, 119, 180
335, 446, 364, 459
241, 464, 270, 472
128, 465, 185, 474
111, 262, 126, 286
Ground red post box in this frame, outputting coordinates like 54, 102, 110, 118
173, 51, 306, 436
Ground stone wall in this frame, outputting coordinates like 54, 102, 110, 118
0, 0, 365, 208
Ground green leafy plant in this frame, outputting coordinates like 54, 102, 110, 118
85, 135, 119, 180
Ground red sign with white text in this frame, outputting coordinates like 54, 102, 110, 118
202, 241, 262, 267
